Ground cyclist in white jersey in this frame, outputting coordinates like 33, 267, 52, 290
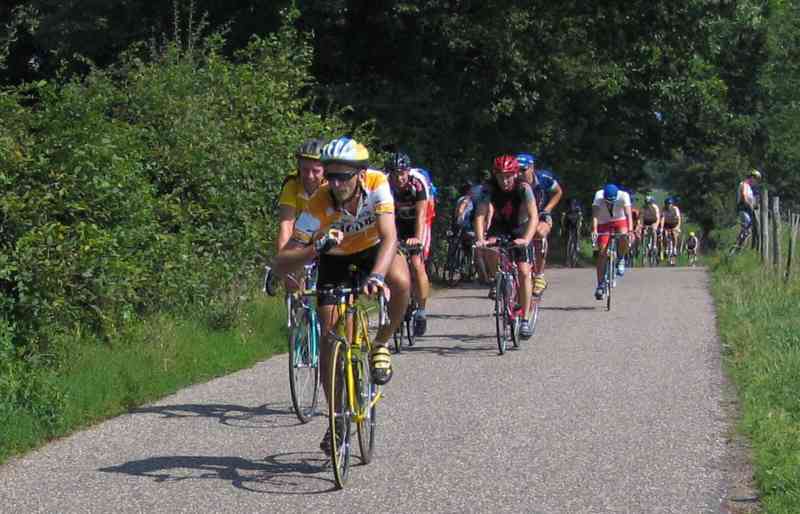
591, 184, 633, 300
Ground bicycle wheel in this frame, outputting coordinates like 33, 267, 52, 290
354, 310, 377, 464
288, 308, 320, 423
405, 303, 417, 347
529, 300, 540, 336
329, 339, 352, 489
393, 321, 403, 354
606, 252, 614, 312
264, 268, 279, 296
444, 242, 462, 286
494, 274, 509, 354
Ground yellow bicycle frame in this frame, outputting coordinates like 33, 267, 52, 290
331, 299, 382, 424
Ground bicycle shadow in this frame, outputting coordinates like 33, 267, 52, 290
539, 306, 596, 312
99, 451, 336, 494
404, 334, 499, 357
129, 402, 301, 429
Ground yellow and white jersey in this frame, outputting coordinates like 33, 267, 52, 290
292, 169, 394, 255
278, 174, 311, 213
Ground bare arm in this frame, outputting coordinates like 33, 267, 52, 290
519, 198, 539, 244
373, 213, 399, 277
544, 183, 563, 213
474, 202, 490, 243
414, 199, 427, 242
274, 239, 317, 276
276, 205, 296, 252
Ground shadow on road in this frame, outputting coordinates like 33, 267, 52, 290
539, 306, 596, 312
99, 452, 337, 494
130, 402, 301, 429
404, 334, 498, 357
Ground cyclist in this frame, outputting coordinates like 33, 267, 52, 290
591, 184, 633, 300
686, 231, 699, 262
274, 136, 411, 452
659, 196, 682, 264
386, 152, 431, 336
737, 169, 761, 235
641, 195, 661, 243
562, 198, 584, 236
474, 155, 539, 339
276, 138, 326, 252
626, 190, 641, 265
518, 153, 562, 298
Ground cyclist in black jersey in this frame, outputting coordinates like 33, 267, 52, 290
386, 152, 431, 336
474, 155, 538, 339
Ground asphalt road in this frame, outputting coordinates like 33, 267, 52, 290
0, 267, 732, 513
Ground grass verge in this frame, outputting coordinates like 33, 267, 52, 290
0, 293, 286, 465
710, 249, 800, 513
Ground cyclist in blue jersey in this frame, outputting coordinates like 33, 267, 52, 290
517, 153, 562, 297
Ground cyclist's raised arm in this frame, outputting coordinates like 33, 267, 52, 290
474, 200, 490, 244
277, 205, 297, 252
274, 239, 316, 277
544, 182, 563, 213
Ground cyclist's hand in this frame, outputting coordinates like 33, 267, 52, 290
363, 273, 386, 297
475, 238, 488, 248
540, 211, 552, 224
405, 237, 421, 247
512, 238, 529, 247
591, 232, 598, 246
314, 229, 343, 254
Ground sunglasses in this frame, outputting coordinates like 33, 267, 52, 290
325, 172, 358, 183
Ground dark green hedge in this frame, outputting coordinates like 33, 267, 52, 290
0, 16, 360, 352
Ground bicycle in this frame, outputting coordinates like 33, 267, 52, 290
321, 274, 388, 489
444, 226, 475, 285
728, 219, 753, 256
264, 264, 321, 424
487, 236, 528, 355
393, 242, 424, 353
597, 233, 623, 312
564, 219, 581, 268
664, 229, 678, 266
641, 227, 659, 267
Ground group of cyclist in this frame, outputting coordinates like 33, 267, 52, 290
271, 134, 758, 454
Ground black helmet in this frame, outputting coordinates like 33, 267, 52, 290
384, 152, 411, 172
295, 138, 325, 160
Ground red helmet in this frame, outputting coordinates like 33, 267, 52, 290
493, 155, 520, 175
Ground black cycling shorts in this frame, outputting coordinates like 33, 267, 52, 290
317, 245, 379, 306
397, 220, 416, 241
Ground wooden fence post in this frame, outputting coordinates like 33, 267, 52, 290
772, 196, 781, 271
762, 191, 769, 264
786, 213, 800, 283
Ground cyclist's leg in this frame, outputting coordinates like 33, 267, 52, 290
532, 219, 551, 296
380, 252, 411, 345
409, 251, 430, 335
595, 225, 612, 285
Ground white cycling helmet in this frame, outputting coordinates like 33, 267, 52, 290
321, 136, 370, 168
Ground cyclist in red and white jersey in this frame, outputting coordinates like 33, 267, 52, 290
386, 152, 431, 336
591, 184, 633, 300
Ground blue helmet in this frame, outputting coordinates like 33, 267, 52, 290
664, 196, 675, 206
515, 153, 537, 169
603, 184, 619, 202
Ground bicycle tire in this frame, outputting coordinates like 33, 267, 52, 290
405, 303, 417, 347
444, 242, 461, 286
393, 321, 403, 354
264, 269, 279, 296
529, 300, 540, 336
495, 274, 508, 355
329, 339, 352, 489
606, 251, 614, 312
354, 309, 376, 464
288, 309, 320, 423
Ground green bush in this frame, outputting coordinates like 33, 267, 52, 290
0, 12, 360, 349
